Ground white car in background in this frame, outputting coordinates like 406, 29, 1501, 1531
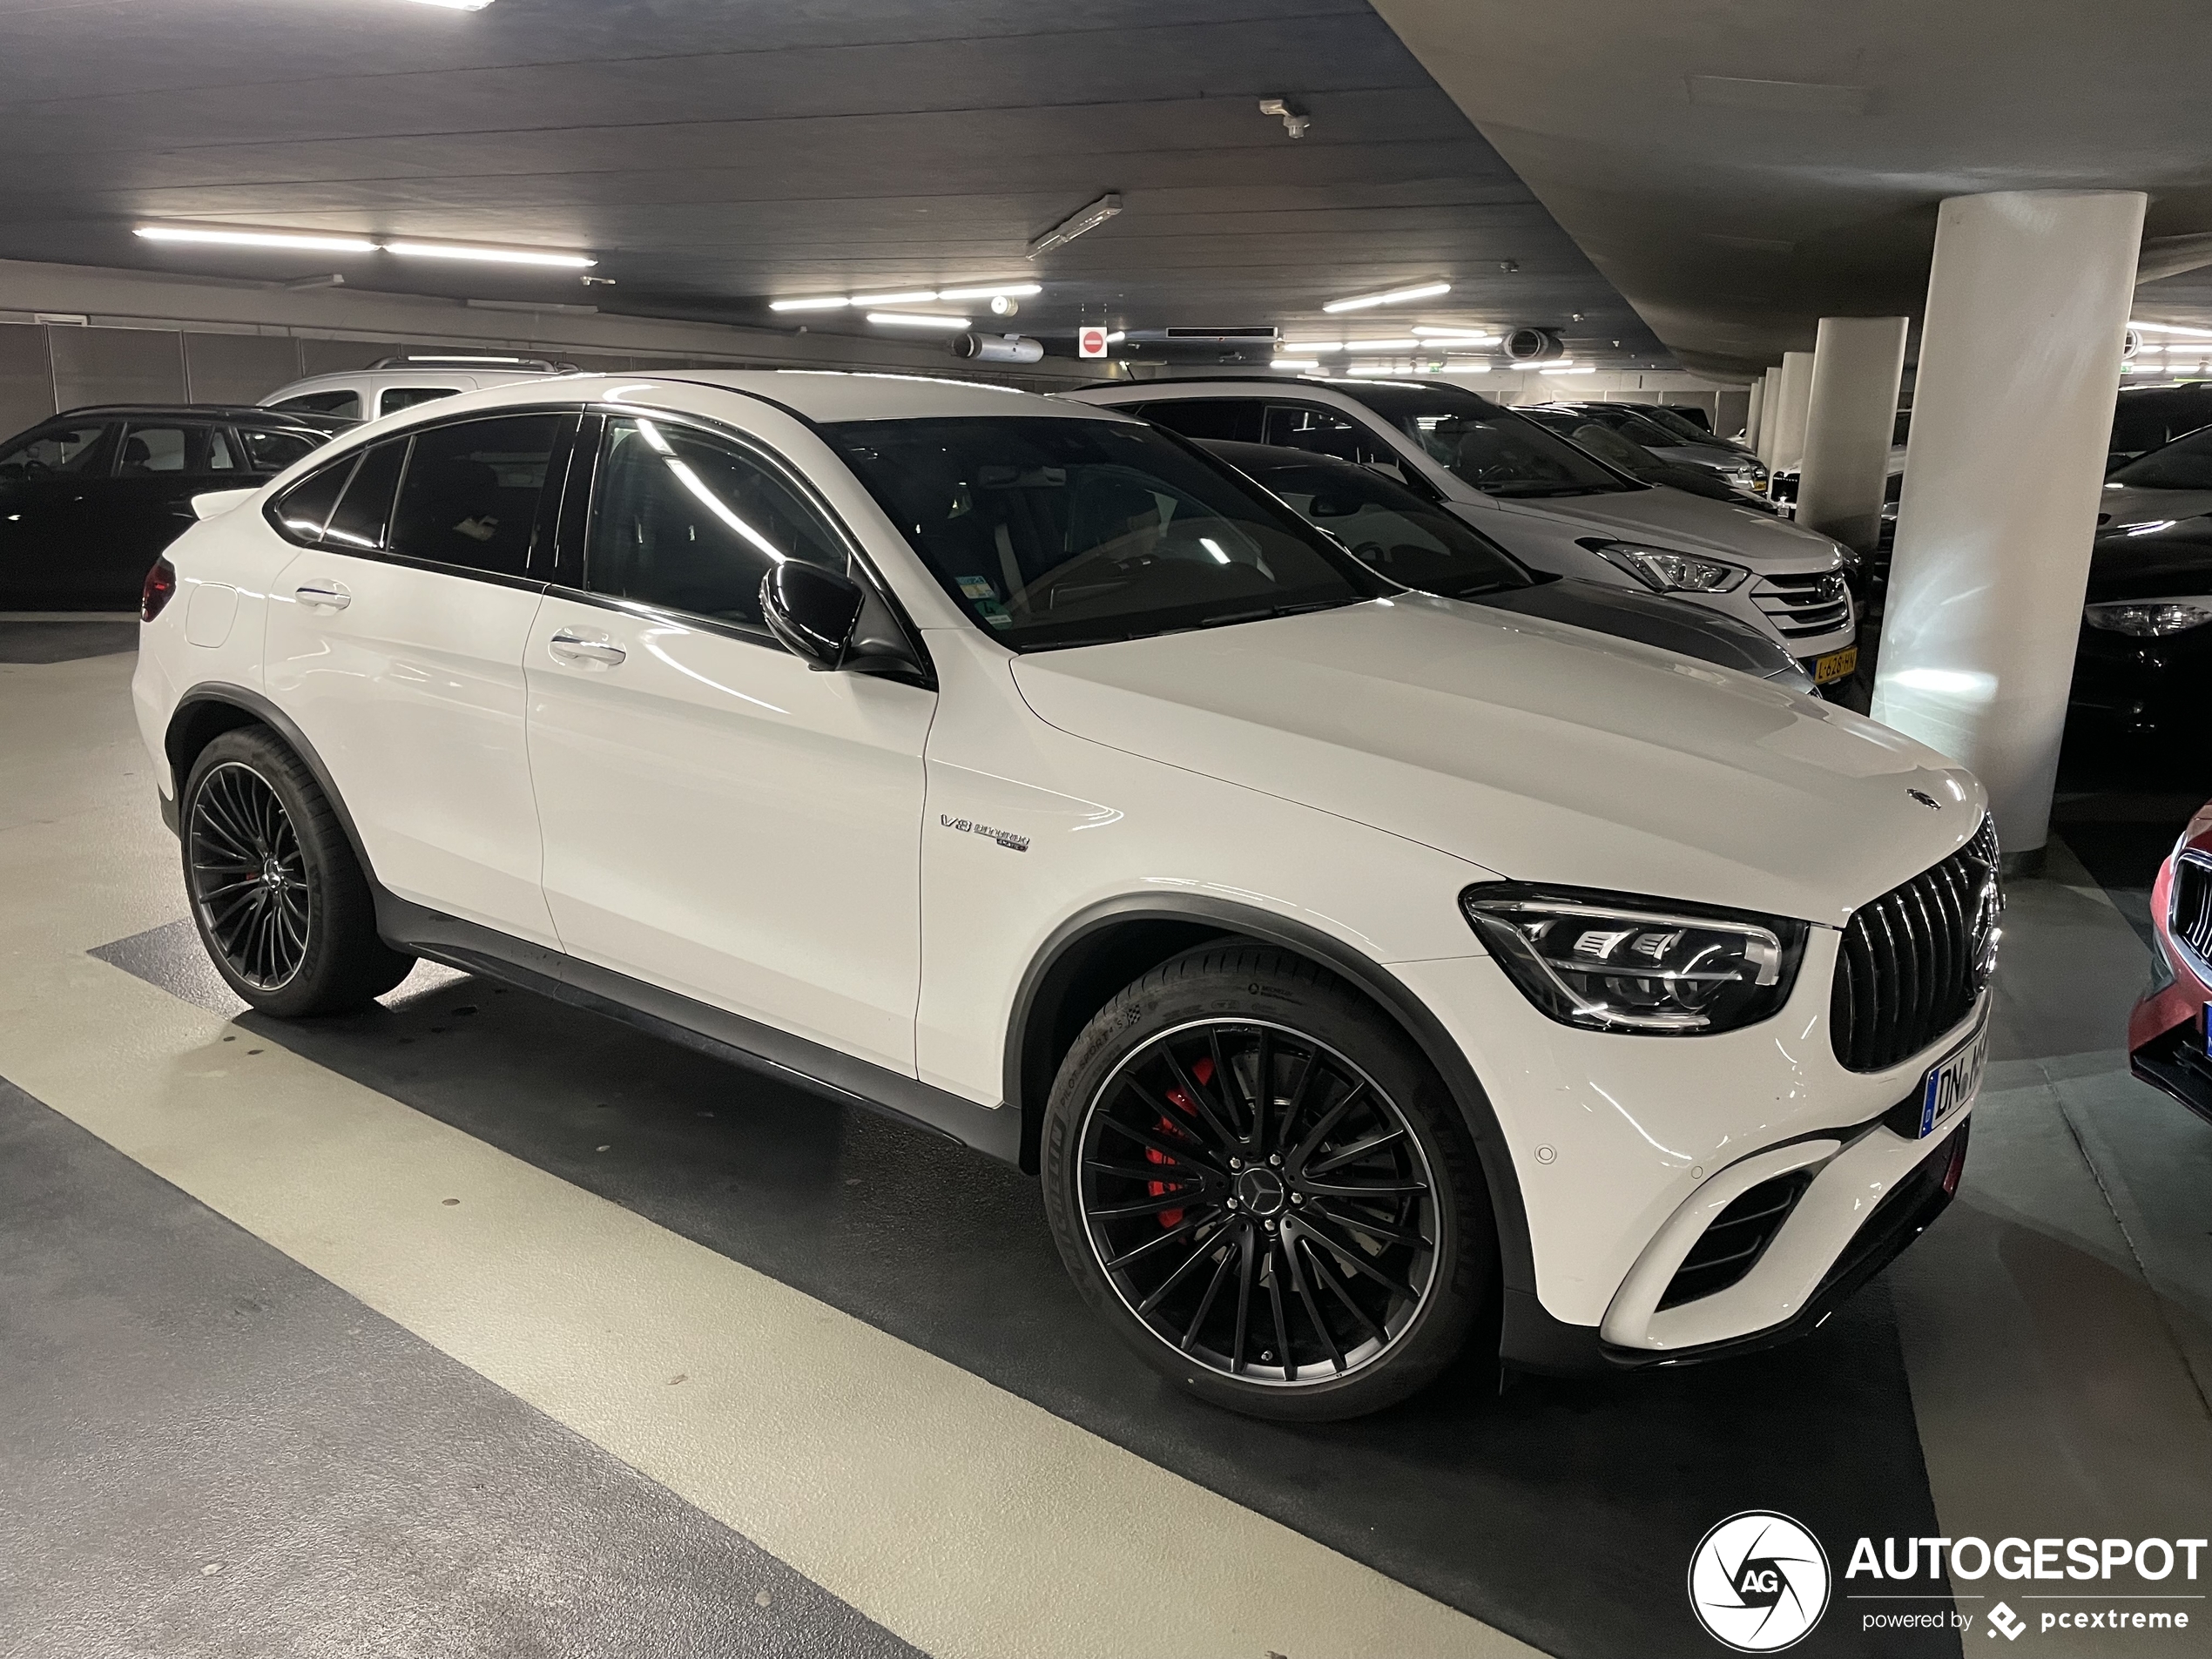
1071, 377, 1863, 692
260, 355, 576, 422
132, 370, 1996, 1420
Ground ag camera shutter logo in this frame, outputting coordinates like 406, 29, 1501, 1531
1689, 1511, 1831, 1652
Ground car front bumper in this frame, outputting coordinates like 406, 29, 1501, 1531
2128, 857, 2212, 1127
2069, 621, 2212, 739
1392, 941, 1985, 1372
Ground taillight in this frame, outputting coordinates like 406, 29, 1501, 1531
142, 557, 177, 623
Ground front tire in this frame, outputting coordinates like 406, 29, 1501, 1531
1042, 946, 1495, 1420
181, 727, 415, 1016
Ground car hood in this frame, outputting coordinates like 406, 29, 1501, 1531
2097, 484, 2212, 530
2087, 519, 2212, 600
1473, 577, 1805, 684
1010, 595, 1979, 925
1488, 484, 1844, 569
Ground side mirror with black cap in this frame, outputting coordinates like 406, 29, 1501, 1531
759, 559, 932, 687
760, 560, 865, 670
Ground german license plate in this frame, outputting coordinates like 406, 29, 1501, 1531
1914, 1013, 1990, 1138
1811, 644, 1859, 685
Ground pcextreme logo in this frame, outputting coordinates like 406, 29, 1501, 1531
1689, 1511, 1832, 1652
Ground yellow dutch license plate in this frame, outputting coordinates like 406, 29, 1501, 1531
1811, 644, 1858, 685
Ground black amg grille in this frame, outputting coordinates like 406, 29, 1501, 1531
2173, 855, 2212, 966
1831, 819, 2002, 1072
1658, 1170, 1813, 1310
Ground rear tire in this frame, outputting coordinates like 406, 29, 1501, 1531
1041, 945, 1495, 1421
181, 727, 415, 1016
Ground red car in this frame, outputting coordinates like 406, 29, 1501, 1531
2130, 799, 2212, 1124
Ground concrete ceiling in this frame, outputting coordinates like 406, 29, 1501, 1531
0, 0, 1668, 371
1371, 0, 2212, 376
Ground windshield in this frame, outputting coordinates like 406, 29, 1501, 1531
1518, 409, 1666, 480
2110, 424, 2212, 491
1570, 406, 1687, 450
1325, 381, 1631, 497
0, 421, 112, 479
1635, 406, 1723, 447
1232, 451, 1533, 599
825, 416, 1384, 650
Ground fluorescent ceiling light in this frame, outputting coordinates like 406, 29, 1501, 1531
1411, 327, 1501, 342
2131, 320, 2212, 338
385, 240, 596, 268
769, 295, 850, 312
850, 289, 939, 306
867, 311, 971, 329
401, 0, 494, 9
1439, 364, 1493, 374
1279, 340, 1346, 352
1028, 193, 1123, 260
136, 225, 378, 253
1323, 281, 1452, 314
1104, 331, 1126, 344
1340, 338, 1420, 351
1271, 358, 1319, 369
937, 282, 1042, 300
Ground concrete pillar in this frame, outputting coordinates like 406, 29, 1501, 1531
1745, 374, 1766, 451
1756, 367, 1783, 464
1871, 190, 2146, 861
1797, 316, 1908, 554
1767, 350, 1816, 473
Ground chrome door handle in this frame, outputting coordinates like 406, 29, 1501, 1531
548, 628, 625, 666
293, 580, 351, 610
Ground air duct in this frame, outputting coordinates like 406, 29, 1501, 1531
1502, 327, 1564, 363
951, 333, 1045, 364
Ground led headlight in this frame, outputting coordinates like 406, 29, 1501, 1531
1588, 541, 1747, 594
2083, 597, 2212, 637
1460, 884, 1808, 1035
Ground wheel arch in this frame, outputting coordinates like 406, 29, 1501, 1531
1003, 894, 1534, 1299
165, 685, 378, 887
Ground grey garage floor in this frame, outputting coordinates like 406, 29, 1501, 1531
3, 625, 2209, 1659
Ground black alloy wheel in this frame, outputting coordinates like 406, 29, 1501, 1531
180, 725, 416, 1016
1042, 946, 1491, 1420
1076, 1019, 1439, 1386
188, 760, 311, 991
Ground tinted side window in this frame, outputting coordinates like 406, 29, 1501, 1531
269, 454, 359, 543
378, 385, 463, 416
1140, 399, 1264, 442
320, 438, 408, 551
118, 424, 192, 475
273, 390, 363, 420
238, 427, 323, 472
388, 414, 561, 578
586, 415, 847, 628
0, 421, 114, 477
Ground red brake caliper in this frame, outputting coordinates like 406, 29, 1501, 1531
1149, 1056, 1214, 1228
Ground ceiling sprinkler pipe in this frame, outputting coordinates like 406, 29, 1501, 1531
1502, 327, 1564, 362
952, 333, 1045, 364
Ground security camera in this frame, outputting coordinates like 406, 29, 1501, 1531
1258, 98, 1311, 138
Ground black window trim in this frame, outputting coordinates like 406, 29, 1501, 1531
261, 404, 580, 596
548, 400, 934, 685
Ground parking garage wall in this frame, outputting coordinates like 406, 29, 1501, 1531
0, 260, 1115, 442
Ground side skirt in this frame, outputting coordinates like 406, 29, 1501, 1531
374, 893, 1021, 1166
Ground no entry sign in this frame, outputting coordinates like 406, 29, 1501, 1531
1078, 326, 1109, 359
